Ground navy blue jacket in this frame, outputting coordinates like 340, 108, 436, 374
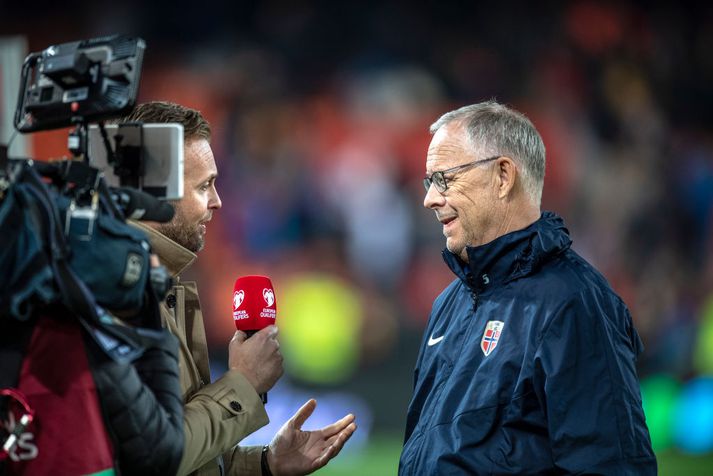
399, 213, 656, 475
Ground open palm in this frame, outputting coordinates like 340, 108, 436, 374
268, 399, 357, 476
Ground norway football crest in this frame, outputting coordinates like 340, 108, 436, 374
481, 320, 504, 356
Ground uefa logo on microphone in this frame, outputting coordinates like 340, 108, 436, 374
233, 290, 245, 310
261, 287, 276, 319
263, 288, 275, 307
233, 290, 249, 321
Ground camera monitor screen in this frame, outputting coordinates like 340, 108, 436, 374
88, 123, 184, 200
14, 35, 144, 133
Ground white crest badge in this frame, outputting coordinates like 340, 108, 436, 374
263, 288, 275, 307
233, 290, 244, 310
481, 320, 504, 356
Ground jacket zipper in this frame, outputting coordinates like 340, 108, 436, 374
410, 282, 480, 473
470, 290, 479, 311
466, 275, 479, 311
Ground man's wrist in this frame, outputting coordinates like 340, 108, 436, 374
229, 366, 261, 393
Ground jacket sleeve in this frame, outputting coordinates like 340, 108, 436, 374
533, 291, 657, 475
177, 369, 269, 476
224, 445, 262, 476
90, 329, 185, 476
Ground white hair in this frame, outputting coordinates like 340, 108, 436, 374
430, 100, 546, 206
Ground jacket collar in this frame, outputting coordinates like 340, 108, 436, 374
129, 220, 197, 277
443, 211, 572, 293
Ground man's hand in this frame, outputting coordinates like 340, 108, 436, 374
228, 326, 283, 394
267, 399, 357, 476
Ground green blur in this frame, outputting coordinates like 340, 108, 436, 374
640, 374, 680, 451
279, 275, 362, 384
694, 297, 713, 375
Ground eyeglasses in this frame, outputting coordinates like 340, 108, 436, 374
423, 156, 500, 193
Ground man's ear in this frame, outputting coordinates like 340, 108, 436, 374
496, 156, 518, 199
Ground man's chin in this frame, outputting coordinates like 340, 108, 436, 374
159, 224, 204, 253
185, 234, 204, 253
446, 240, 463, 256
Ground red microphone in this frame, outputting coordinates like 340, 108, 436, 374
232, 275, 277, 404
232, 275, 277, 336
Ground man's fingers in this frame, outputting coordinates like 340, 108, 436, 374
312, 443, 338, 471
332, 422, 357, 449
257, 325, 279, 339
231, 330, 247, 344
319, 413, 355, 437
312, 422, 357, 470
289, 399, 317, 429
325, 422, 356, 446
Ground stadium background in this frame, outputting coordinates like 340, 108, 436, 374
2, 1, 712, 473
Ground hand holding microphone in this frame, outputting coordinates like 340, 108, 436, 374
228, 276, 283, 402
229, 327, 283, 395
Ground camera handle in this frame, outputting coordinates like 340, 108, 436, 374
68, 117, 90, 163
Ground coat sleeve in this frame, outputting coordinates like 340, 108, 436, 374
177, 369, 269, 476
532, 291, 657, 475
223, 445, 262, 476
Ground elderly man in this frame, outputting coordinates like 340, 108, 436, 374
125, 101, 356, 476
399, 101, 656, 474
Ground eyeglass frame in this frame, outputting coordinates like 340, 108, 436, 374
423, 155, 501, 193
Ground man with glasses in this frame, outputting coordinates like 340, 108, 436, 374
399, 101, 656, 474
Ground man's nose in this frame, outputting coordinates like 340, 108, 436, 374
423, 183, 445, 209
210, 188, 222, 210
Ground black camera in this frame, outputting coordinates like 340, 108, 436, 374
14, 35, 145, 133
1, 34, 172, 345
12, 35, 183, 202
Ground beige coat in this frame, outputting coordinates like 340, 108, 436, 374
133, 222, 269, 476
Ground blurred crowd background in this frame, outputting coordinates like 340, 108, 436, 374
2, 1, 713, 473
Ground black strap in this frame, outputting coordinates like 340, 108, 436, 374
260, 445, 274, 476
0, 144, 7, 171
0, 317, 34, 390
